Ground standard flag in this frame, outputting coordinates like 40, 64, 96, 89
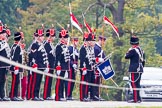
70, 12, 83, 33
83, 19, 92, 33
97, 59, 115, 80
103, 16, 119, 38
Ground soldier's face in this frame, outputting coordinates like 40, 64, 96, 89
38, 36, 44, 42
89, 41, 95, 47
0, 33, 7, 40
101, 39, 106, 46
50, 37, 55, 42
63, 38, 68, 43
73, 40, 78, 46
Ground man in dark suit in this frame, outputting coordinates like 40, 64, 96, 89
55, 29, 70, 101
10, 32, 24, 101
43, 28, 55, 100
79, 32, 95, 101
125, 36, 145, 103
0, 22, 11, 101
93, 35, 106, 101
65, 37, 79, 100
30, 28, 49, 101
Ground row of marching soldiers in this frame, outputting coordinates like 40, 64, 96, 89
0, 23, 107, 102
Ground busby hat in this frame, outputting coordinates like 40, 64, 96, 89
34, 29, 44, 37
59, 29, 69, 38
130, 36, 139, 45
0, 21, 6, 35
0, 26, 6, 34
46, 28, 55, 37
14, 32, 22, 41
83, 32, 95, 41
0, 26, 11, 37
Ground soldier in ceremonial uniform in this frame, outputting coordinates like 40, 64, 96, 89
43, 28, 56, 100
26, 33, 37, 100
93, 36, 106, 101
30, 28, 49, 101
55, 29, 70, 101
10, 32, 24, 101
0, 22, 11, 101
79, 32, 96, 101
125, 36, 145, 103
66, 37, 79, 100
18, 31, 28, 100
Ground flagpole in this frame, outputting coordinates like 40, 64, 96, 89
56, 22, 65, 29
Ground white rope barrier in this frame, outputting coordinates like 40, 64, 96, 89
0, 56, 161, 91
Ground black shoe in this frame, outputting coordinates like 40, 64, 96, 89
137, 100, 142, 103
92, 96, 100, 101
44, 97, 54, 100
39, 98, 44, 101
0, 97, 3, 101
99, 97, 106, 101
127, 99, 136, 103
16, 97, 24, 101
2, 97, 10, 101
32, 97, 41, 101
11, 97, 22, 101
66, 97, 73, 100
81, 98, 90, 102
59, 98, 66, 101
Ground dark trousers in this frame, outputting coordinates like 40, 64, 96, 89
43, 69, 53, 99
131, 72, 142, 102
80, 70, 94, 100
0, 68, 7, 98
65, 68, 76, 98
87, 70, 95, 99
80, 70, 88, 100
10, 72, 20, 98
26, 71, 32, 100
94, 70, 100, 97
31, 69, 43, 98
55, 71, 66, 101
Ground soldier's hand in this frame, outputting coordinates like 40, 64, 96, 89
74, 50, 79, 56
72, 64, 77, 69
64, 71, 68, 78
29, 70, 32, 75
98, 58, 104, 63
14, 66, 19, 75
14, 70, 19, 75
44, 68, 49, 73
82, 70, 87, 75
56, 70, 61, 76
32, 63, 38, 70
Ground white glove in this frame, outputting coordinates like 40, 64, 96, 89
98, 58, 104, 63
74, 50, 79, 56
64, 71, 68, 79
82, 70, 87, 75
56, 70, 61, 76
14, 70, 19, 75
44, 68, 49, 73
72, 64, 77, 69
29, 70, 32, 75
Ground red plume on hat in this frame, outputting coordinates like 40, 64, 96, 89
0, 21, 3, 32
34, 24, 44, 37
0, 21, 11, 36
0, 21, 4, 34
46, 25, 56, 37
59, 29, 69, 38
